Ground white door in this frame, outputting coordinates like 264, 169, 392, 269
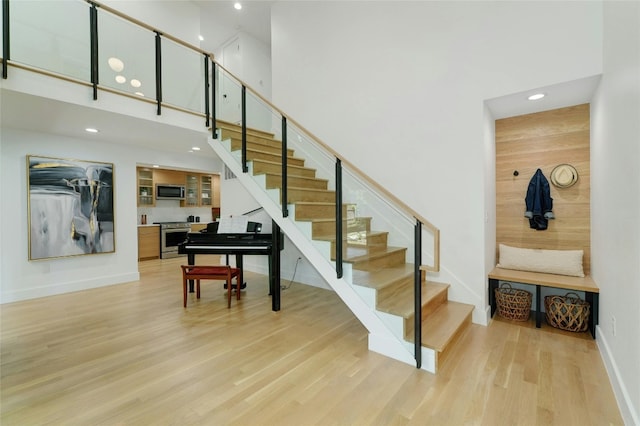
219, 37, 242, 124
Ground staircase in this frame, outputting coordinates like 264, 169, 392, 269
216, 121, 474, 372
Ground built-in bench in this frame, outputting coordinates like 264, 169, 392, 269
488, 267, 599, 338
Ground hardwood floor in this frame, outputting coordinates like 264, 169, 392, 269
1, 258, 622, 425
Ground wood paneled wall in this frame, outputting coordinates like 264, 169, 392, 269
495, 104, 591, 274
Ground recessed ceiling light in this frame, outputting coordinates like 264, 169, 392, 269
192, 146, 201, 151
152, 165, 159, 168
115, 75, 126, 84
85, 128, 99, 133
108, 57, 124, 72
130, 79, 141, 88
234, 2, 242, 10
528, 93, 545, 101
198, 35, 204, 41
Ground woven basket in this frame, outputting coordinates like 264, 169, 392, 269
544, 292, 590, 332
495, 283, 532, 321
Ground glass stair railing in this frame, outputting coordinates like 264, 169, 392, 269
1, 0, 443, 371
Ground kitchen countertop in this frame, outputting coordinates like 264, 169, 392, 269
138, 224, 160, 227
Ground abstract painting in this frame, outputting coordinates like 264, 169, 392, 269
27, 155, 115, 260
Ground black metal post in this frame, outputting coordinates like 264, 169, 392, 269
2, 0, 10, 79
154, 31, 162, 115
241, 85, 248, 173
204, 54, 210, 128
89, 3, 98, 100
211, 60, 217, 139
271, 220, 281, 311
281, 116, 288, 218
335, 159, 343, 279
414, 220, 423, 369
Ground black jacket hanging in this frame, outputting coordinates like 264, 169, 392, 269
524, 168, 554, 230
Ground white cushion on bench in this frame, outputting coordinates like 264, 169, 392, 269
497, 244, 585, 277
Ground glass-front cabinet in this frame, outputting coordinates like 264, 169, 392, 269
137, 168, 154, 206
200, 175, 212, 206
183, 174, 199, 207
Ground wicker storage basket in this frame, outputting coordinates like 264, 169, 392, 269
544, 292, 590, 332
495, 283, 532, 321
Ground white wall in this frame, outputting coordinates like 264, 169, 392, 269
591, 2, 640, 424
1, 122, 222, 303
271, 1, 603, 318
101, 0, 202, 48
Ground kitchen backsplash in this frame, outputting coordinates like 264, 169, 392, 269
137, 199, 215, 224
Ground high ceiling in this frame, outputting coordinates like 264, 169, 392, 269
193, 0, 273, 51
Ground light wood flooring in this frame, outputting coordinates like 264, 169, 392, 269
1, 257, 623, 425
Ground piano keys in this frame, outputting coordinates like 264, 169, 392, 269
178, 220, 282, 311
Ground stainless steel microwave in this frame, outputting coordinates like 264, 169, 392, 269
156, 184, 185, 200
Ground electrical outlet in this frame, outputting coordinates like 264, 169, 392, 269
611, 315, 617, 337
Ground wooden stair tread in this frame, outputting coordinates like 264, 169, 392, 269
309, 216, 372, 224
377, 281, 450, 318
415, 302, 474, 352
314, 230, 387, 243
343, 246, 406, 263
251, 159, 317, 176
265, 173, 328, 185
218, 120, 275, 139
351, 263, 414, 289
239, 146, 306, 163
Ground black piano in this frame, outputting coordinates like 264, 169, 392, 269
178, 220, 282, 311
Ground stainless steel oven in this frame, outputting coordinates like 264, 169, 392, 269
156, 222, 191, 259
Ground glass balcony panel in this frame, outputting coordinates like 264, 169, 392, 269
98, 11, 155, 99
341, 167, 416, 268
283, 123, 336, 265
162, 38, 205, 113
244, 89, 276, 135
216, 66, 243, 125
10, 0, 90, 81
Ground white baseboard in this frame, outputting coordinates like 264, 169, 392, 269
1, 272, 140, 304
597, 326, 639, 426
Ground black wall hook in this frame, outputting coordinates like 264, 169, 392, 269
513, 170, 519, 176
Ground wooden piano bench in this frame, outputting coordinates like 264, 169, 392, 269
181, 265, 242, 308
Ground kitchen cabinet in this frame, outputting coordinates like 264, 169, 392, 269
135, 167, 219, 208
138, 225, 160, 260
154, 169, 186, 186
183, 174, 199, 207
200, 175, 212, 206
137, 168, 155, 206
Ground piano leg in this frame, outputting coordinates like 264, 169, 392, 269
235, 255, 247, 289
271, 220, 281, 311
187, 253, 196, 293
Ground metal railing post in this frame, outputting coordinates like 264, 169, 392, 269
281, 116, 288, 218
154, 31, 162, 115
89, 3, 98, 100
414, 219, 423, 368
2, 0, 9, 79
241, 84, 247, 173
211, 60, 217, 139
204, 54, 209, 128
335, 159, 343, 279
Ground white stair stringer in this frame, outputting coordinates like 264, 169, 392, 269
210, 136, 436, 373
